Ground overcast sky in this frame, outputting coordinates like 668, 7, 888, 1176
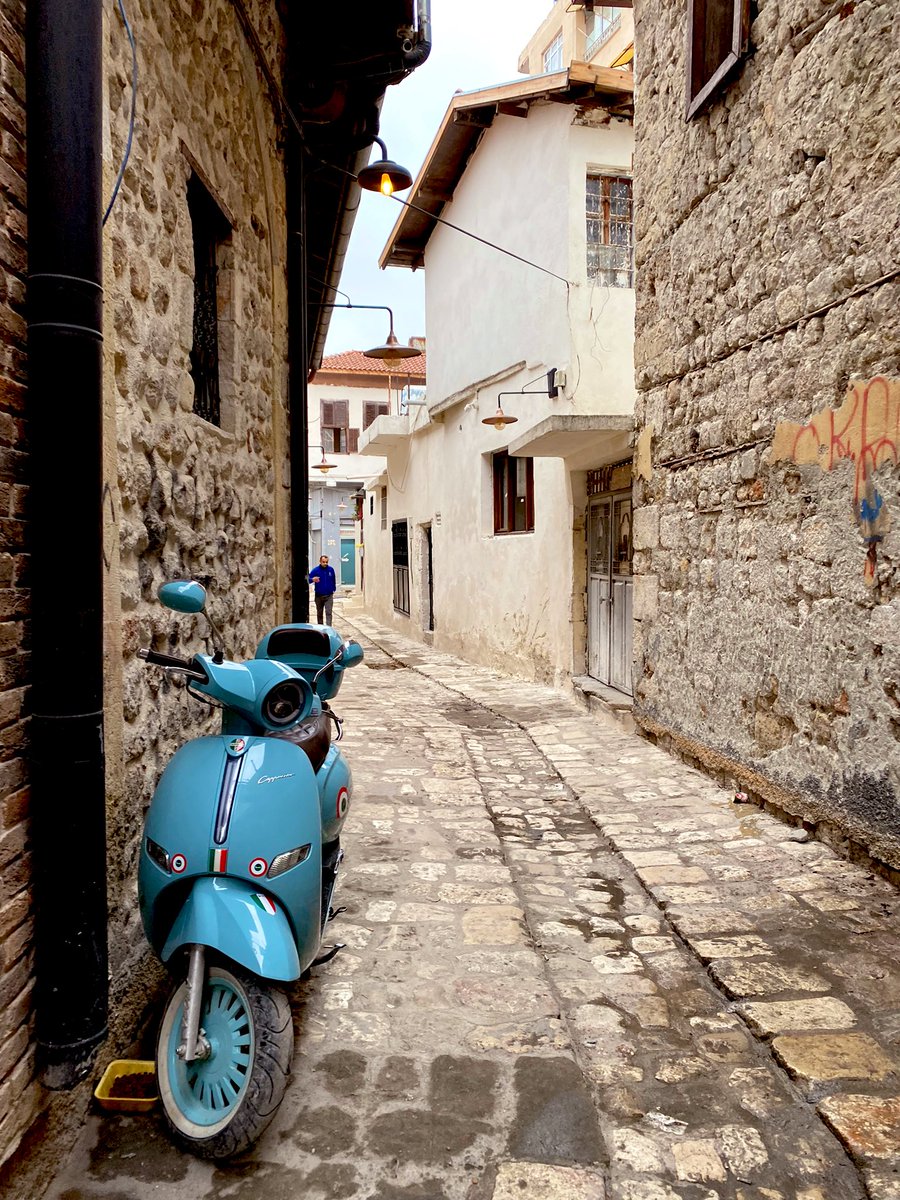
323, 0, 554, 356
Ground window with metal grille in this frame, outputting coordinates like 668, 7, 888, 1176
321, 399, 359, 454
391, 519, 410, 615
586, 175, 634, 288
380, 487, 387, 531
363, 400, 390, 430
686, 0, 750, 119
543, 30, 563, 72
188, 173, 230, 426
493, 451, 534, 535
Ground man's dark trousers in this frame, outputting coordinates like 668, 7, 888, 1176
316, 592, 334, 624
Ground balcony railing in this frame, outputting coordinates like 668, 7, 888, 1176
585, 10, 621, 60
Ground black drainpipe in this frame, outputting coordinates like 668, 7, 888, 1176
26, 0, 108, 1087
288, 136, 310, 622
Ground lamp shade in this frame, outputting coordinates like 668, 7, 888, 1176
357, 158, 413, 195
482, 405, 518, 429
364, 328, 421, 366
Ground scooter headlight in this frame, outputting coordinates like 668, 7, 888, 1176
262, 679, 304, 727
268, 843, 311, 879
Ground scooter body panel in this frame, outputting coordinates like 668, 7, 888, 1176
318, 744, 352, 844
139, 735, 323, 975
160, 875, 302, 981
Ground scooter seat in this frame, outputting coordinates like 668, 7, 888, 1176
267, 710, 331, 773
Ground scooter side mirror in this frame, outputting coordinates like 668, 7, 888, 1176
159, 580, 207, 614
341, 640, 364, 669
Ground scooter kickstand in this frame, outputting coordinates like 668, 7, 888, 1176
312, 942, 346, 966
328, 905, 347, 922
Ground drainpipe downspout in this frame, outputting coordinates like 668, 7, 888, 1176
26, 0, 108, 1087
403, 0, 432, 71
289, 137, 311, 622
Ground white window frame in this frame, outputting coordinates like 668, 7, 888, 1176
543, 30, 563, 73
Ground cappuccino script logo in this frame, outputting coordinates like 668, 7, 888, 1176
258, 773, 295, 785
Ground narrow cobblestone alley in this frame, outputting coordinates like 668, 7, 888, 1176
44, 612, 900, 1200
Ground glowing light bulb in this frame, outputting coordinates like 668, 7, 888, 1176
380, 173, 394, 196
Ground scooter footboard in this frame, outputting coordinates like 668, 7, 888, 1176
161, 877, 303, 982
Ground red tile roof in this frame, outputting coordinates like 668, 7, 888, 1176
316, 349, 426, 377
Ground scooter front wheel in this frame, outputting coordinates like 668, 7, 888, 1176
156, 963, 293, 1158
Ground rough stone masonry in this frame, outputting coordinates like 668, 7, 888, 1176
0, 0, 292, 1178
631, 0, 900, 867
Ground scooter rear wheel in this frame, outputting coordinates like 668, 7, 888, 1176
156, 963, 293, 1158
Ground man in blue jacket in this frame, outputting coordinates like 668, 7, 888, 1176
309, 554, 337, 625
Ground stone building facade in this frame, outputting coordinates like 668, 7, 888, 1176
631, 0, 900, 867
0, 0, 426, 1182
0, 0, 292, 1175
105, 0, 292, 1000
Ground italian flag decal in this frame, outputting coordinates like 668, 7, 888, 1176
252, 894, 276, 915
208, 848, 228, 873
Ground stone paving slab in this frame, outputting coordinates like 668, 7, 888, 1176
341, 612, 900, 1198
38, 610, 900, 1200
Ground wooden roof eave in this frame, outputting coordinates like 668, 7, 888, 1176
380, 63, 635, 270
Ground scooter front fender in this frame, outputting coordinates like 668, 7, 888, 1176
161, 876, 301, 982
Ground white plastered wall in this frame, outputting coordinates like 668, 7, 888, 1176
364, 101, 634, 686
307, 378, 390, 485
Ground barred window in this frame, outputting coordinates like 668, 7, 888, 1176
188, 173, 231, 425
586, 174, 634, 288
392, 519, 410, 615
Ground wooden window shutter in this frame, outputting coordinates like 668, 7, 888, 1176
364, 401, 391, 430
525, 457, 535, 532
332, 399, 349, 427
347, 428, 359, 453
321, 399, 349, 427
686, 0, 750, 120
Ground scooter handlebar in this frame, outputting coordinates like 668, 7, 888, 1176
138, 648, 198, 672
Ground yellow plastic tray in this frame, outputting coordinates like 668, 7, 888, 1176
94, 1059, 158, 1112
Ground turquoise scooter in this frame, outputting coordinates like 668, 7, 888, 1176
137, 580, 363, 1158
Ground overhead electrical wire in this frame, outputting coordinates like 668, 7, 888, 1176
385, 192, 571, 288
103, 0, 138, 226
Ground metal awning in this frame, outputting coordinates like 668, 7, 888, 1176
507, 414, 633, 471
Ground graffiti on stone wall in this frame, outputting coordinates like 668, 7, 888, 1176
772, 376, 900, 583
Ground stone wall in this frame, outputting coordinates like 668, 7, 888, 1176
632, 0, 900, 866
105, 0, 290, 995
0, 0, 291, 1179
0, 0, 31, 1167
